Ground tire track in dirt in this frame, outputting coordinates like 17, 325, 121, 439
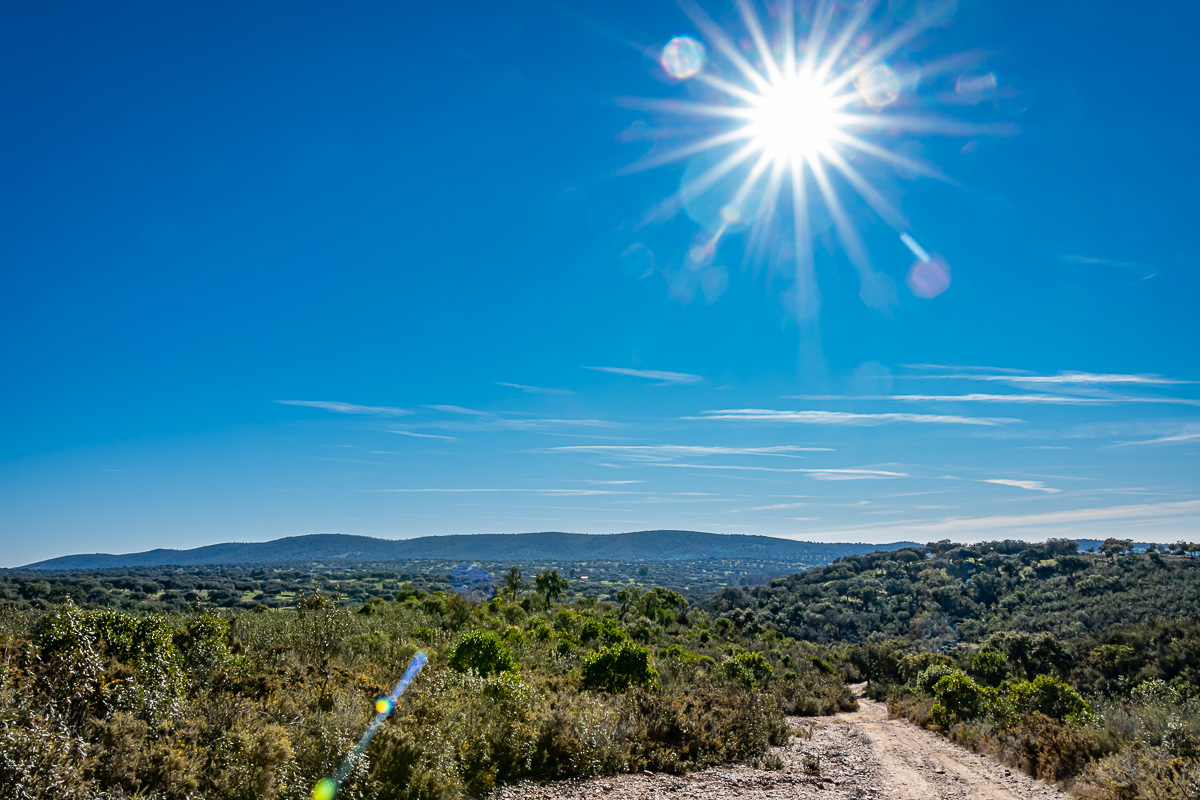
492, 691, 1066, 800
836, 696, 1064, 800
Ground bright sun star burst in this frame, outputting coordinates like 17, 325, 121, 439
633, 0, 989, 314
746, 72, 839, 162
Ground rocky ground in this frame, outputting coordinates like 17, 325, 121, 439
491, 695, 1065, 800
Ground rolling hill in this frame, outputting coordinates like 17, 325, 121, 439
20, 530, 919, 570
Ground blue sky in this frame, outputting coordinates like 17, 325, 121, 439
2, 0, 1198, 566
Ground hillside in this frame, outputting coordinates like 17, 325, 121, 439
708, 539, 1200, 647
19, 530, 919, 570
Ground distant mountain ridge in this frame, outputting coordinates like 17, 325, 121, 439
19, 531, 920, 570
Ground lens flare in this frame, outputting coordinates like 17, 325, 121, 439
661, 36, 706, 79
312, 651, 427, 800
855, 64, 901, 107
624, 1, 990, 314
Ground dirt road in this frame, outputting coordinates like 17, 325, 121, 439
491, 696, 1065, 800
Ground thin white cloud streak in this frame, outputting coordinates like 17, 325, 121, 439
369, 488, 628, 496
980, 479, 1061, 494
901, 363, 1035, 375
788, 393, 1200, 407
549, 444, 834, 460
1110, 431, 1200, 447
803, 500, 1200, 538
276, 400, 411, 416
430, 418, 621, 432
917, 371, 1192, 386
388, 430, 460, 441
496, 382, 574, 395
584, 366, 704, 384
652, 463, 910, 478
690, 409, 1016, 426
1062, 254, 1159, 279
425, 404, 494, 416
729, 501, 810, 513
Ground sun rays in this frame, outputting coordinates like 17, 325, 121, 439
630, 0, 976, 313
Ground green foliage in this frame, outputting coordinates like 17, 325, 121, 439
969, 650, 1009, 687
580, 642, 659, 693
915, 663, 959, 695
929, 671, 989, 724
448, 630, 517, 677
720, 651, 774, 690
534, 570, 569, 606
1006, 675, 1091, 722
580, 616, 628, 646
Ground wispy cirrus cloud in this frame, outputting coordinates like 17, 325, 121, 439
584, 366, 703, 384
276, 400, 411, 416
425, 404, 493, 416
808, 500, 1200, 538
1062, 254, 1159, 280
788, 393, 1200, 407
652, 463, 910, 479
1110, 431, 1200, 448
980, 478, 1061, 494
729, 501, 810, 513
496, 382, 575, 395
549, 444, 833, 460
369, 487, 628, 496
689, 409, 1016, 426
917, 371, 1191, 386
388, 430, 459, 441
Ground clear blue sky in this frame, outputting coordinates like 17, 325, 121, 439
2, 0, 1197, 566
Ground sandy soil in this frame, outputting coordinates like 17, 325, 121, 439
490, 693, 1065, 800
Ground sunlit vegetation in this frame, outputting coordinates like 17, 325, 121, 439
0, 573, 852, 799
0, 555, 857, 616
711, 539, 1200, 799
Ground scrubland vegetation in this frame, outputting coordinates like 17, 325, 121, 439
4, 538, 1197, 799
0, 573, 851, 800
712, 538, 1200, 799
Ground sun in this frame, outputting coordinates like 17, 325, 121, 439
629, 1, 983, 312
745, 72, 839, 164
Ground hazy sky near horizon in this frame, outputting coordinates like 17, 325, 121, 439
2, 0, 1198, 566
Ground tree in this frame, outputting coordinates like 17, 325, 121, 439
502, 566, 527, 600
448, 630, 517, 676
1099, 538, 1133, 559
580, 642, 658, 692
534, 570, 569, 607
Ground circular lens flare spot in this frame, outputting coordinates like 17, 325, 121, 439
906, 255, 951, 298
747, 75, 837, 162
855, 65, 901, 107
375, 697, 394, 714
312, 778, 337, 800
661, 37, 706, 79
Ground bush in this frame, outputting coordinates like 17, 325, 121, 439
969, 650, 1009, 687
581, 642, 658, 693
448, 630, 517, 676
915, 663, 959, 694
1007, 675, 1090, 722
930, 671, 989, 724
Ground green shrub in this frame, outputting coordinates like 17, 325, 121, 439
720, 652, 773, 690
1007, 675, 1090, 722
900, 651, 955, 684
930, 671, 989, 723
449, 630, 517, 676
581, 642, 658, 692
579, 617, 628, 646
915, 663, 959, 695
969, 650, 1009, 687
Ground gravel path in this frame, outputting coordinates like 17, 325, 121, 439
491, 695, 1066, 800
